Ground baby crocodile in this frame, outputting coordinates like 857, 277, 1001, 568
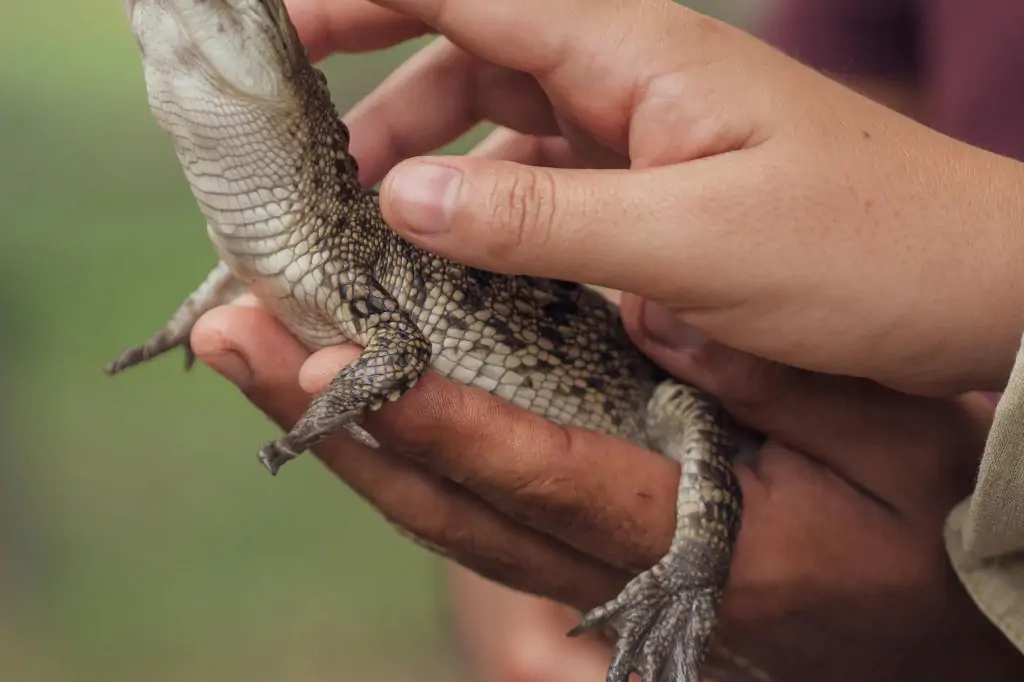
107, 2, 745, 681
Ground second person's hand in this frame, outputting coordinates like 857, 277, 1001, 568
190, 297, 1024, 682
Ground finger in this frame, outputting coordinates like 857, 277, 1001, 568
468, 128, 575, 168
345, 39, 557, 186
286, 0, 430, 61
193, 305, 628, 610
379, 156, 716, 298
552, 116, 630, 170
367, 0, 756, 150
191, 302, 314, 426
299, 345, 687, 574
623, 298, 990, 516
470, 127, 628, 172
367, 0, 610, 73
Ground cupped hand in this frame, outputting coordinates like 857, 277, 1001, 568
190, 298, 1024, 681
287, 0, 1024, 396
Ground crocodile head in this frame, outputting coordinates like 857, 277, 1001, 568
122, 0, 358, 252
124, 0, 309, 105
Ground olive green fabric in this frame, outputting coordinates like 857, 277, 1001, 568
945, 336, 1024, 651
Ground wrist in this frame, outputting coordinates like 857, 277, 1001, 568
875, 128, 1024, 396
944, 142, 1024, 393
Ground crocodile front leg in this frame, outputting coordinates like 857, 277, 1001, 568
572, 381, 742, 682
106, 261, 244, 374
257, 282, 432, 474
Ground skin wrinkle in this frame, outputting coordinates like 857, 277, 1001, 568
493, 436, 670, 573
339, 447, 628, 609
631, 72, 763, 168
502, 167, 559, 259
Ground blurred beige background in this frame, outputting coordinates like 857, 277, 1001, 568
0, 2, 762, 680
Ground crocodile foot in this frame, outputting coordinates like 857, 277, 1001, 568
571, 548, 726, 682
258, 421, 379, 475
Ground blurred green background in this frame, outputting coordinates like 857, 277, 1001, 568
0, 2, 759, 680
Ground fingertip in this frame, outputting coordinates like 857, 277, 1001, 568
299, 345, 364, 393
191, 304, 309, 388
190, 306, 257, 389
380, 158, 462, 238
190, 305, 248, 361
285, 0, 428, 60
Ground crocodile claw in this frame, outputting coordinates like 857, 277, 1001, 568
257, 439, 300, 475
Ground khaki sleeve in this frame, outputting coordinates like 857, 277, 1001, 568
945, 335, 1024, 651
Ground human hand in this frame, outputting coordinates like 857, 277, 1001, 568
285, 0, 1024, 396
190, 298, 1024, 682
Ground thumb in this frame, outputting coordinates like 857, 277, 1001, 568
378, 156, 693, 296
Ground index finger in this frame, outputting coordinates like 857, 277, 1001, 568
286, 0, 430, 60
344, 38, 557, 186
365, 0, 725, 147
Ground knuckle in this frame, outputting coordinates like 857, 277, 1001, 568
483, 167, 559, 262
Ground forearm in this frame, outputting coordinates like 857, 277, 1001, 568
844, 110, 1024, 394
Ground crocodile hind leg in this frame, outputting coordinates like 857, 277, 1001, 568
105, 261, 244, 374
572, 381, 742, 682
257, 298, 432, 475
